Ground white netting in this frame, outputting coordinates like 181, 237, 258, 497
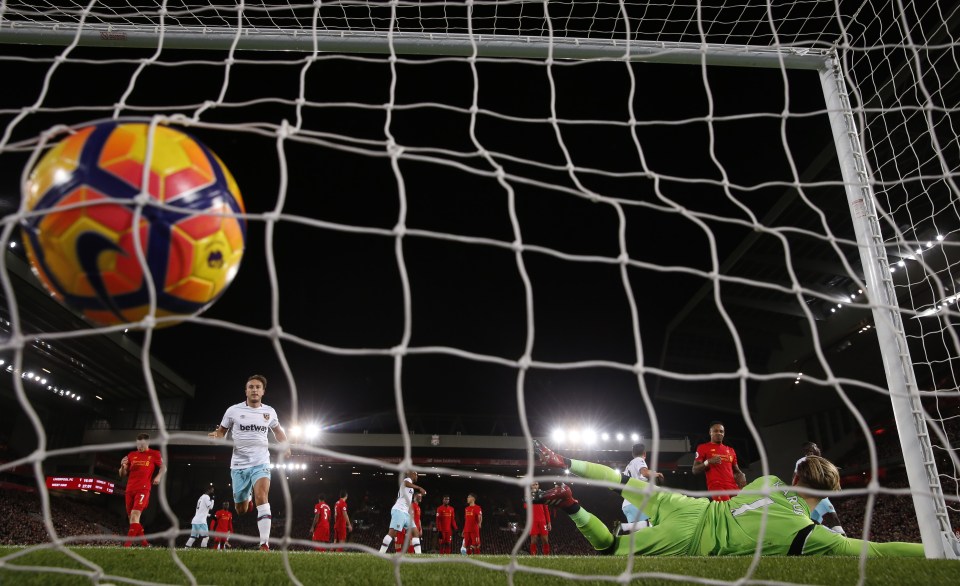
0, 0, 958, 584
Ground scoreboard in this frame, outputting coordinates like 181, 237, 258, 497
45, 476, 116, 494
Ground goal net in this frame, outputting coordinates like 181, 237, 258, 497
0, 0, 958, 582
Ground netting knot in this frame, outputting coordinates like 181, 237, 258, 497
133, 192, 152, 206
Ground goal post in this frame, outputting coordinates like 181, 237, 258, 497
1, 0, 959, 572
819, 54, 959, 559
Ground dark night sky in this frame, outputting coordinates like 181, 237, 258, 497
0, 38, 834, 451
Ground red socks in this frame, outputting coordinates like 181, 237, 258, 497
125, 523, 147, 547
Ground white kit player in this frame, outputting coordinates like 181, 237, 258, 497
795, 442, 845, 535
185, 486, 216, 548
208, 374, 290, 551
378, 470, 427, 554
619, 443, 664, 535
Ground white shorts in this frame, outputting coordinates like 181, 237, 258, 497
389, 509, 412, 531
231, 463, 271, 504
622, 503, 649, 523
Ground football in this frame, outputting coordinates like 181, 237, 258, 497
20, 122, 246, 326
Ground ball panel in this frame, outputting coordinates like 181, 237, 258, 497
164, 166, 214, 204
98, 125, 150, 194
192, 230, 238, 284
165, 227, 196, 288
24, 126, 94, 209
165, 278, 215, 305
85, 190, 137, 233
222, 216, 244, 252
112, 224, 150, 294
177, 210, 223, 241
51, 215, 122, 297
38, 188, 87, 238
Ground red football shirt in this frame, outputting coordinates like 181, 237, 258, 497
523, 502, 551, 527
334, 498, 348, 530
124, 449, 163, 492
411, 501, 422, 532
695, 441, 739, 499
314, 502, 331, 537
214, 509, 233, 534
436, 504, 458, 531
463, 504, 482, 532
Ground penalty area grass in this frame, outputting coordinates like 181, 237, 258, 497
0, 547, 958, 585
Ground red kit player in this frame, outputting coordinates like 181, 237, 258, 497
462, 493, 483, 555
435, 495, 458, 554
213, 501, 234, 550
311, 494, 331, 551
118, 433, 164, 547
525, 482, 552, 555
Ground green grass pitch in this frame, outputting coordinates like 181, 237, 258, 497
1, 547, 958, 585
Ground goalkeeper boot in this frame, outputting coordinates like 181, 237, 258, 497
532, 440, 568, 469
532, 483, 578, 509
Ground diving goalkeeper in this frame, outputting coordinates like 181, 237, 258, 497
532, 440, 923, 557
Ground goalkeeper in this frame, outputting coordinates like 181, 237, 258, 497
532, 440, 923, 557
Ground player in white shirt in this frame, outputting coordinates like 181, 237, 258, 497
378, 470, 427, 554
795, 442, 845, 535
619, 443, 664, 535
185, 486, 216, 548
208, 374, 291, 551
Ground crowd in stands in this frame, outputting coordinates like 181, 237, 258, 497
826, 405, 960, 544
832, 478, 924, 543
0, 489, 124, 546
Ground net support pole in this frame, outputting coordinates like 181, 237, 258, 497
819, 53, 958, 559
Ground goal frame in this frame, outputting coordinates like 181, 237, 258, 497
0, 14, 956, 560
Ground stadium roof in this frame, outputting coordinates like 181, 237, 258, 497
0, 248, 195, 404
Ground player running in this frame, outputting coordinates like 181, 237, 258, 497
208, 374, 290, 551
119, 432, 164, 547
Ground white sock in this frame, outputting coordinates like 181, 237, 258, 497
379, 535, 392, 553
200, 536, 209, 548
620, 520, 651, 534
412, 537, 421, 554
185, 537, 196, 547
256, 503, 272, 546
